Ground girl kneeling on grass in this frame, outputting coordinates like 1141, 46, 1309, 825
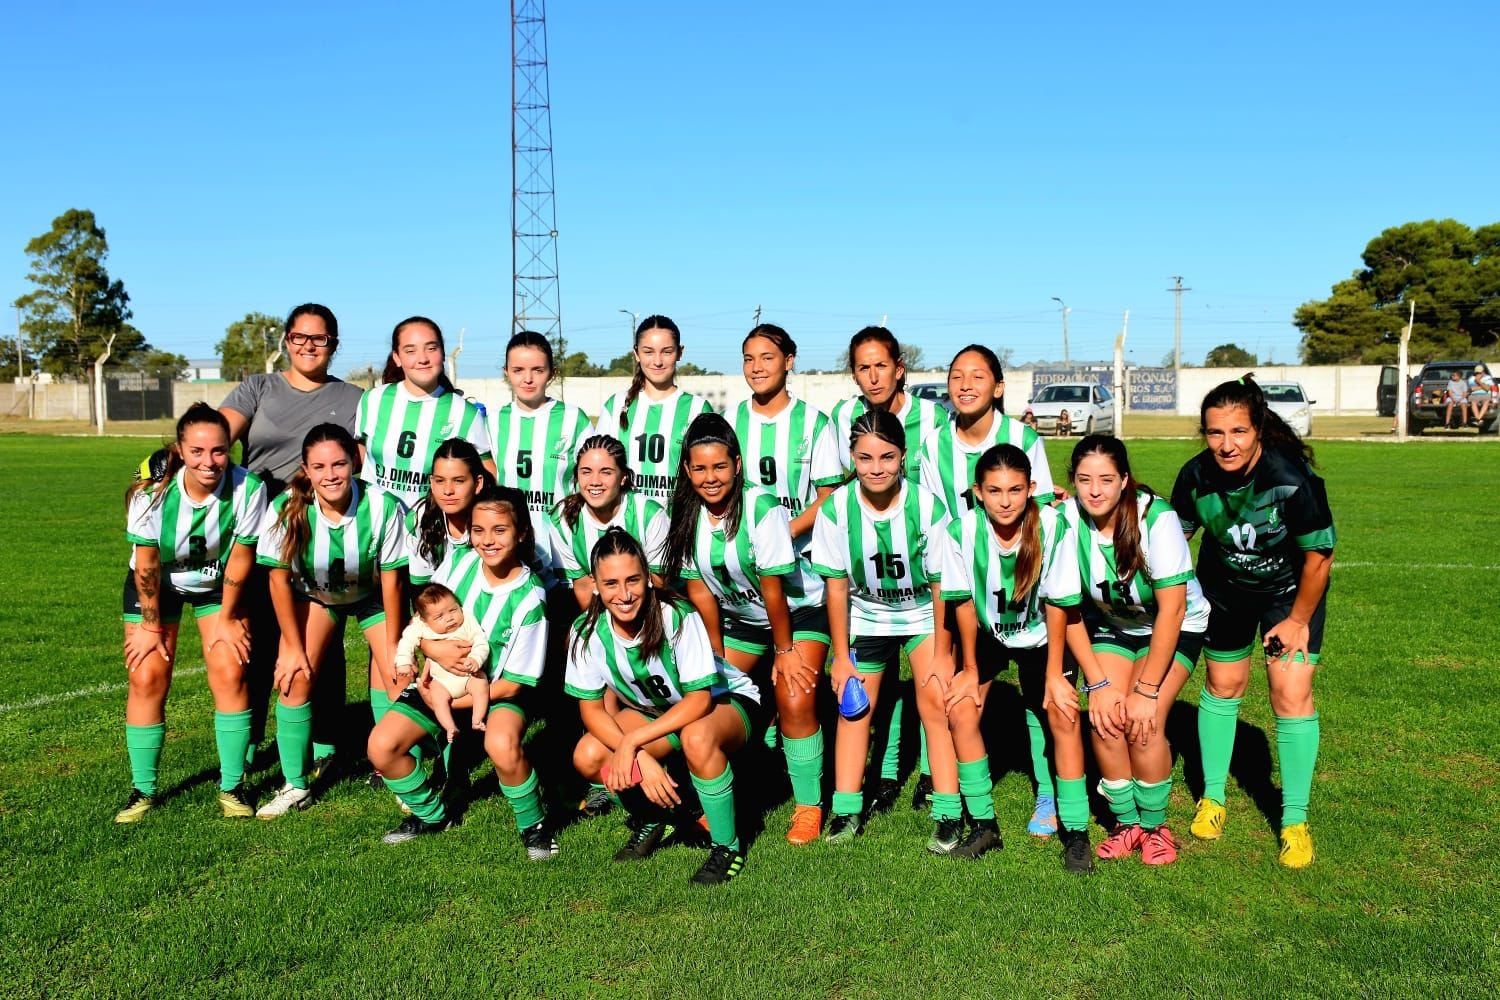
811, 409, 955, 850
567, 528, 763, 885
117, 403, 268, 823
367, 486, 556, 859
1063, 435, 1209, 866
255, 424, 407, 818
1171, 375, 1335, 868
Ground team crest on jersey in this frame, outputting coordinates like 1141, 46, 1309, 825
437, 423, 456, 439
1266, 506, 1281, 530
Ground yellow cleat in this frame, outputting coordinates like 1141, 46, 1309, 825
217, 785, 255, 819
114, 789, 155, 824
1190, 798, 1227, 840
786, 804, 823, 845
1279, 823, 1315, 868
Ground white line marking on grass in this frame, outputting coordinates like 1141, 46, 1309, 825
0, 666, 206, 715
1333, 561, 1500, 571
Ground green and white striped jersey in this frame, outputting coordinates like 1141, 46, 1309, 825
548, 493, 669, 580
918, 411, 1056, 514
257, 482, 408, 605
830, 392, 947, 483
810, 481, 949, 637
731, 396, 844, 525
356, 383, 492, 508
431, 555, 548, 686
487, 397, 593, 573
127, 466, 268, 596
401, 505, 472, 586
596, 387, 714, 503
940, 504, 1081, 649
564, 600, 760, 714
678, 489, 825, 628
1061, 492, 1210, 638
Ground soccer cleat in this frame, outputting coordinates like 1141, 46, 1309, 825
926, 816, 965, 856
1096, 822, 1145, 860
520, 820, 559, 862
578, 785, 614, 818
1060, 829, 1095, 873
381, 814, 453, 845
690, 844, 746, 885
614, 821, 672, 862
1279, 823, 1315, 869
950, 819, 1003, 859
367, 772, 387, 792
306, 754, 336, 786
786, 805, 823, 845
1141, 825, 1179, 866
825, 813, 862, 844
1190, 798, 1227, 841
114, 789, 155, 824
1027, 793, 1059, 838
868, 777, 902, 815
910, 773, 933, 811
217, 784, 255, 819
256, 783, 313, 820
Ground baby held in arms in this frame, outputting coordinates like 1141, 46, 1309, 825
396, 583, 490, 743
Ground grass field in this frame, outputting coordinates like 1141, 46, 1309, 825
2, 434, 1497, 998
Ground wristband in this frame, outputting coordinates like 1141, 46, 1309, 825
1132, 684, 1160, 700
774, 645, 796, 656
1083, 677, 1111, 693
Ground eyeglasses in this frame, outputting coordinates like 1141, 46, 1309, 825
286, 332, 333, 348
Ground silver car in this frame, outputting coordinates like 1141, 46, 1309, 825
1260, 381, 1313, 437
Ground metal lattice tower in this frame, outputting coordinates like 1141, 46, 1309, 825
512, 0, 563, 360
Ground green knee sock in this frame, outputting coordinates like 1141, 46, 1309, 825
782, 729, 824, 808
500, 770, 545, 831
957, 756, 996, 821
369, 687, 391, 724
763, 719, 779, 749
125, 722, 166, 797
879, 695, 903, 781
918, 724, 930, 778
832, 790, 863, 818
1197, 691, 1242, 804
214, 710, 252, 791
929, 791, 963, 822
690, 765, 740, 850
1099, 777, 1140, 826
1024, 708, 1055, 797
386, 764, 446, 824
312, 741, 336, 761
1057, 776, 1090, 833
274, 701, 314, 790
1276, 713, 1320, 826
1135, 778, 1171, 830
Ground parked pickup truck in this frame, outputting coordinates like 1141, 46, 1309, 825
1381, 361, 1499, 434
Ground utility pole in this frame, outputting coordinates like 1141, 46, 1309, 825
263, 322, 283, 373
1396, 299, 1415, 441
94, 332, 117, 435
752, 304, 762, 327
14, 305, 24, 379
1113, 311, 1129, 438
619, 308, 637, 338
449, 327, 465, 385
1167, 276, 1191, 370
1051, 296, 1071, 367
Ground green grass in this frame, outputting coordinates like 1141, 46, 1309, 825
2, 435, 1497, 998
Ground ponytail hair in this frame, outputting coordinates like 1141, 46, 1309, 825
1068, 434, 1153, 586
847, 325, 907, 394
559, 434, 633, 528
949, 343, 1006, 415
661, 412, 744, 580
973, 444, 1041, 600
620, 314, 681, 430
570, 527, 685, 664
472, 484, 536, 568
1199, 373, 1315, 467
126, 402, 231, 509
384, 315, 459, 395
278, 423, 361, 570
848, 406, 906, 457
414, 438, 489, 566
743, 323, 797, 358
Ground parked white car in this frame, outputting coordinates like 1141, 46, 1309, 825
1260, 381, 1313, 437
1027, 382, 1114, 436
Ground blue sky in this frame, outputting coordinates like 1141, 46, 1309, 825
2, 1, 1494, 377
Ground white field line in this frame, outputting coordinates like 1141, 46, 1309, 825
0, 666, 206, 715
1333, 561, 1500, 571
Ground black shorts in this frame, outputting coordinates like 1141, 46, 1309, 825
1088, 618, 1205, 676
388, 683, 530, 739
302, 590, 387, 630
849, 633, 932, 674
722, 604, 831, 657
1203, 587, 1327, 666
121, 570, 220, 625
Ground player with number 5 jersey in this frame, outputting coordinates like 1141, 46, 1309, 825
356, 316, 494, 508
829, 326, 948, 481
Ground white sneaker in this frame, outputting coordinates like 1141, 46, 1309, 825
256, 783, 313, 819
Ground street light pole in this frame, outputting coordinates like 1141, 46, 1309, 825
619, 308, 638, 338
1051, 296, 1071, 367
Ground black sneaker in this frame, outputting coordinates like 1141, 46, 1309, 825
520, 820, 559, 862
614, 821, 673, 862
868, 777, 902, 814
578, 785, 614, 818
690, 844, 746, 885
1061, 829, 1095, 874
926, 816, 965, 855
910, 773, 933, 810
367, 772, 387, 792
381, 814, 453, 845
307, 754, 337, 786
825, 813, 862, 844
950, 819, 1003, 859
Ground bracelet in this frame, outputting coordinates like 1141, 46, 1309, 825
774, 645, 796, 656
1132, 684, 1160, 700
138, 625, 163, 634
1083, 678, 1111, 693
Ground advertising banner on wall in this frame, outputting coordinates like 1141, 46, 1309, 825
1026, 367, 1176, 410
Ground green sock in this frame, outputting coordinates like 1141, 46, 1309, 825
1057, 776, 1089, 833
1197, 691, 1242, 804
1099, 777, 1140, 826
1024, 708, 1055, 797
831, 790, 863, 818
782, 729, 824, 808
500, 770, 545, 831
386, 764, 446, 824
879, 695, 903, 781
125, 722, 166, 797
214, 710, 252, 791
763, 719, 779, 749
918, 724, 930, 778
312, 741, 336, 761
1276, 713, 1320, 826
690, 765, 739, 850
274, 701, 314, 790
930, 791, 963, 822
957, 756, 996, 821
369, 687, 391, 724
1135, 778, 1171, 830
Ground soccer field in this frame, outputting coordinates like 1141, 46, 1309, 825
2, 435, 1496, 999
